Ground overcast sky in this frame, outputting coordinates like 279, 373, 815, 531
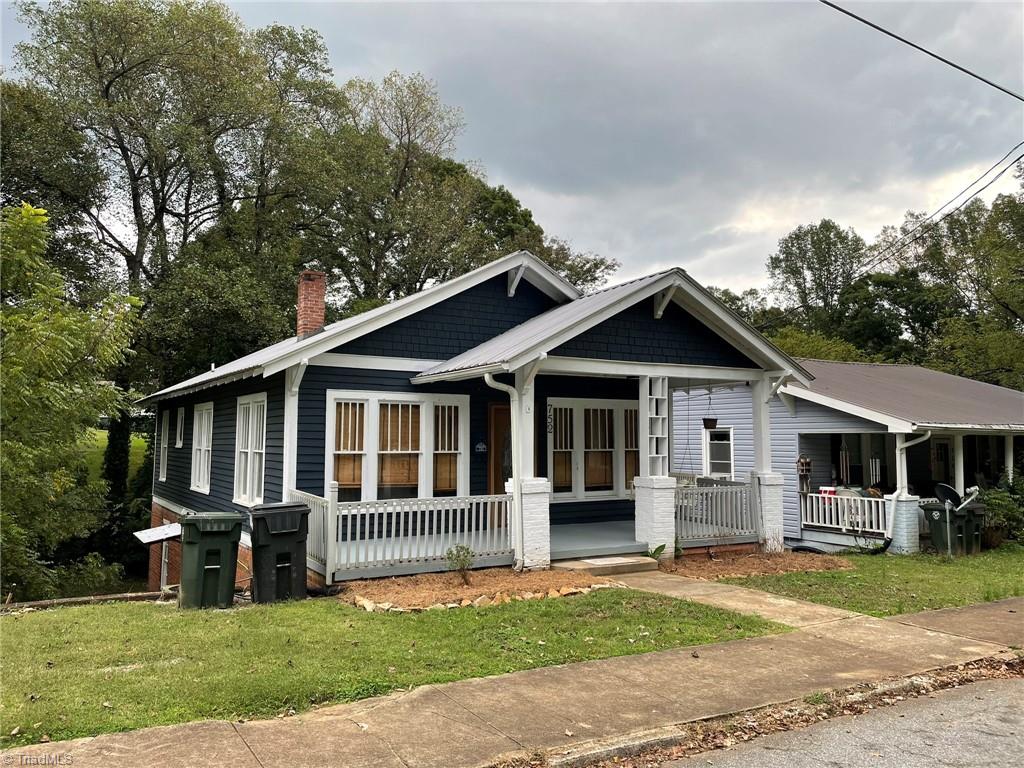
3, 1, 1022, 290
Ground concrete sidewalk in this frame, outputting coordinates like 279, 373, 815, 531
5, 580, 1019, 768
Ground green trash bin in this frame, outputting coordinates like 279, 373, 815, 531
250, 502, 310, 604
179, 512, 243, 609
921, 502, 982, 556
961, 503, 986, 555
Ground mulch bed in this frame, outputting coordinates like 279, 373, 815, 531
338, 567, 614, 611
661, 550, 853, 580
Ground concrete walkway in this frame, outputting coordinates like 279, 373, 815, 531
5, 579, 1019, 768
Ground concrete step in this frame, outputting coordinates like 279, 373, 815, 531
551, 555, 659, 576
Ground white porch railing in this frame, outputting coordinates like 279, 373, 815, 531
675, 483, 759, 545
286, 487, 514, 581
800, 493, 888, 536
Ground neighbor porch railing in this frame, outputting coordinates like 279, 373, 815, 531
286, 486, 514, 581
800, 493, 888, 536
675, 482, 760, 546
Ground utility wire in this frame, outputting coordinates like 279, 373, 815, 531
818, 0, 1024, 103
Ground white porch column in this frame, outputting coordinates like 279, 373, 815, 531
751, 376, 772, 475
885, 493, 920, 554
750, 375, 783, 551
514, 368, 536, 477
953, 434, 965, 495
506, 478, 551, 569
1006, 434, 1015, 483
895, 434, 908, 495
634, 476, 677, 561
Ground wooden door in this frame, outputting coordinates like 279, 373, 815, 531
489, 404, 512, 494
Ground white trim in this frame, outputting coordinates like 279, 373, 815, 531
153, 495, 191, 516
190, 402, 214, 494
546, 397, 639, 502
537, 357, 764, 381
174, 407, 184, 448
158, 410, 169, 482
323, 389, 470, 501
282, 364, 306, 494
233, 392, 267, 507
779, 384, 915, 433
702, 425, 735, 480
507, 263, 526, 297
309, 353, 443, 372
653, 288, 674, 319
263, 252, 579, 378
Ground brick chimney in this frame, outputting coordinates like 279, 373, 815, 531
296, 270, 326, 339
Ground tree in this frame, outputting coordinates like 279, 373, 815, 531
706, 286, 788, 331
768, 219, 869, 333
0, 204, 137, 600
768, 326, 872, 362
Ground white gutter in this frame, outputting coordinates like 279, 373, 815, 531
483, 373, 525, 570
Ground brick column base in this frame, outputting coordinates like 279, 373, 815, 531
752, 471, 785, 553
634, 476, 677, 561
885, 494, 921, 554
507, 477, 551, 570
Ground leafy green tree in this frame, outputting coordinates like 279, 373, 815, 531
706, 286, 788, 331
768, 326, 872, 362
0, 204, 137, 600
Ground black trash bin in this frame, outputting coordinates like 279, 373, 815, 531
924, 484, 987, 556
250, 502, 311, 603
179, 512, 244, 609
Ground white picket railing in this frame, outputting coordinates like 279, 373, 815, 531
800, 493, 888, 536
675, 483, 759, 544
285, 488, 331, 570
286, 486, 513, 580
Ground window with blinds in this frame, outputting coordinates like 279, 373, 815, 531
333, 401, 365, 502
433, 404, 459, 497
234, 393, 267, 505
584, 408, 615, 492
378, 402, 421, 500
550, 406, 574, 494
190, 402, 213, 493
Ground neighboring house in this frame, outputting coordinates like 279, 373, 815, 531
138, 251, 809, 588
674, 360, 1023, 552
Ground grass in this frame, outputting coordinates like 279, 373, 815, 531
0, 589, 785, 746
83, 428, 148, 482
725, 543, 1024, 617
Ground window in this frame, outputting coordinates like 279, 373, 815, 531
584, 408, 615, 492
333, 401, 365, 502
158, 410, 169, 482
378, 401, 421, 500
326, 391, 469, 501
433, 404, 460, 497
234, 393, 267, 506
550, 406, 574, 494
703, 427, 733, 479
547, 399, 638, 500
159, 518, 170, 589
175, 407, 184, 448
191, 402, 213, 493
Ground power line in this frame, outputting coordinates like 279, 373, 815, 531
818, 0, 1024, 103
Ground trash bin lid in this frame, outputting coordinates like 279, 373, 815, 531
180, 511, 245, 532
250, 502, 310, 534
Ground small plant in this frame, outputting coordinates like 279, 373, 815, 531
647, 544, 667, 560
804, 691, 829, 706
445, 544, 475, 585
674, 536, 684, 559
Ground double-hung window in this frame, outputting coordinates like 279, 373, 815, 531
326, 391, 469, 501
703, 427, 734, 479
191, 402, 213, 493
158, 410, 169, 482
234, 393, 267, 506
548, 398, 639, 500
175, 407, 184, 448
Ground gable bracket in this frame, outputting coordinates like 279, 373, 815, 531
507, 264, 527, 297
653, 287, 675, 319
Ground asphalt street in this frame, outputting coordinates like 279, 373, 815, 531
667, 678, 1023, 768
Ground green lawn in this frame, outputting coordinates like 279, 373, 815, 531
84, 428, 148, 481
0, 589, 784, 746
725, 543, 1024, 617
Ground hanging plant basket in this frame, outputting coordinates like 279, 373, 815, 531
702, 417, 718, 430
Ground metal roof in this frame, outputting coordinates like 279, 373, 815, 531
788, 359, 1024, 431
138, 251, 579, 404
414, 268, 810, 383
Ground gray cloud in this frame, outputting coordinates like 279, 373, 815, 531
4, 1, 1022, 289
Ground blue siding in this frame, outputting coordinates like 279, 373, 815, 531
153, 373, 285, 515
552, 296, 758, 368
673, 387, 886, 539
336, 276, 557, 359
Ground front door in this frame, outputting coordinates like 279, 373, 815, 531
932, 437, 953, 486
489, 404, 512, 494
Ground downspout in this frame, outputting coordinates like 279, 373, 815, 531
484, 373, 525, 570
872, 429, 931, 555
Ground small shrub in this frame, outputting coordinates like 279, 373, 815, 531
445, 544, 475, 585
980, 476, 1024, 540
804, 691, 829, 706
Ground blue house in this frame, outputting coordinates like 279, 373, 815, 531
139, 251, 810, 589
673, 360, 1023, 552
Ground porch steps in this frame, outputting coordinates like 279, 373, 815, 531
551, 555, 659, 576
